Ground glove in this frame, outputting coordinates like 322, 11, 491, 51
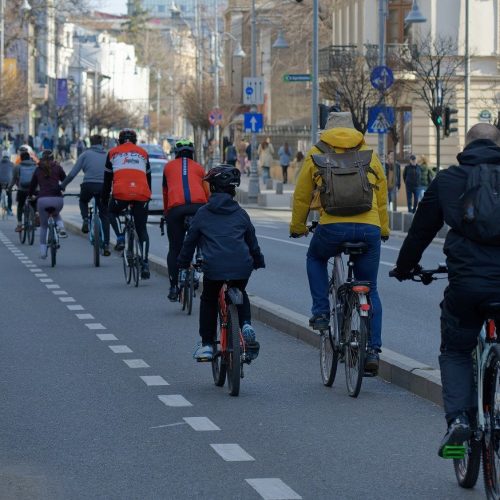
290, 232, 307, 239
381, 235, 389, 242
253, 254, 266, 270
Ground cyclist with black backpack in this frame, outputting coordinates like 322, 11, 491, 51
290, 112, 389, 373
391, 123, 500, 457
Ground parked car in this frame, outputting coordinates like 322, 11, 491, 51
140, 144, 168, 215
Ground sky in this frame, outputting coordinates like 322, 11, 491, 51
99, 0, 127, 14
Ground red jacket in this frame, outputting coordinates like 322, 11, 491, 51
162, 158, 209, 213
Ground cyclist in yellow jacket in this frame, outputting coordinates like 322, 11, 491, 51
290, 113, 389, 373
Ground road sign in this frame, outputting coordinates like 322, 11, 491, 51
367, 106, 395, 134
143, 115, 150, 129
243, 77, 264, 105
370, 66, 394, 92
244, 112, 263, 133
283, 73, 312, 82
208, 108, 223, 126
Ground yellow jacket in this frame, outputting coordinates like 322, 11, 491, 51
290, 127, 389, 237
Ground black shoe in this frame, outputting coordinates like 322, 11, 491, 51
309, 314, 330, 330
141, 262, 150, 279
245, 341, 260, 362
115, 236, 125, 251
168, 286, 179, 302
81, 218, 89, 234
103, 244, 111, 257
365, 348, 380, 373
438, 414, 471, 458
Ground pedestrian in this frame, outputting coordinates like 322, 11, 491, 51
34, 135, 42, 155
258, 139, 274, 185
403, 154, 421, 213
293, 151, 305, 183
224, 141, 238, 167
0, 152, 13, 215
385, 150, 401, 211
237, 138, 248, 174
57, 134, 67, 160
76, 136, 86, 158
418, 155, 434, 201
278, 142, 293, 184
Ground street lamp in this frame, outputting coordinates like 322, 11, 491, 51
404, 0, 426, 24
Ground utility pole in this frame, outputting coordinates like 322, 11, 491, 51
311, 0, 318, 144
464, 0, 470, 135
156, 69, 161, 143
377, 0, 387, 166
213, 0, 221, 163
0, 0, 5, 98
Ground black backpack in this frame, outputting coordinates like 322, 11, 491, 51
461, 164, 500, 245
311, 140, 378, 216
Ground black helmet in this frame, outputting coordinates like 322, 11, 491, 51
41, 149, 54, 161
204, 164, 241, 192
174, 139, 195, 159
118, 129, 137, 145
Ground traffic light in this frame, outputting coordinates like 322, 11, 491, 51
444, 106, 458, 136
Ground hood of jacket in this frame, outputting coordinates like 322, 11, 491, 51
319, 127, 365, 150
20, 159, 36, 167
89, 145, 106, 154
206, 192, 240, 214
457, 139, 500, 166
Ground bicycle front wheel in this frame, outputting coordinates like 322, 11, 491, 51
93, 216, 100, 267
212, 307, 227, 387
226, 303, 241, 397
344, 294, 368, 398
320, 286, 340, 387
27, 207, 35, 245
482, 345, 500, 496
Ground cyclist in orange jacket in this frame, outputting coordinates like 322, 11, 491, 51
102, 129, 152, 279
162, 139, 209, 301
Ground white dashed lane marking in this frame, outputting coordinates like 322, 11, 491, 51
123, 359, 150, 369
210, 444, 255, 462
96, 334, 118, 341
109, 345, 133, 354
158, 395, 192, 407
35, 273, 48, 277
29, 268, 43, 273
140, 376, 169, 386
76, 313, 94, 320
40, 278, 54, 283
85, 323, 106, 330
59, 297, 76, 303
183, 417, 220, 431
52, 291, 68, 296
46, 284, 60, 289
245, 479, 302, 500
67, 305, 84, 311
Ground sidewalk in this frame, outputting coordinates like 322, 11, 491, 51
236, 175, 294, 210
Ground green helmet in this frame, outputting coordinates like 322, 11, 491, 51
174, 139, 195, 158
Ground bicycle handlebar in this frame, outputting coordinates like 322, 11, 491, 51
389, 264, 448, 285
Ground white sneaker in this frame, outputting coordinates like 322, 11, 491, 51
39, 244, 47, 259
58, 228, 68, 238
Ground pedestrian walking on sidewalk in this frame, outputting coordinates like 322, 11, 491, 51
278, 142, 292, 184
258, 139, 274, 185
403, 154, 422, 213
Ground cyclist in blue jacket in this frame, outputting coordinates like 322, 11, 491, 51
178, 165, 265, 361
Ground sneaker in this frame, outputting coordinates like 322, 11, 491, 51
141, 261, 150, 279
438, 414, 471, 458
365, 348, 380, 373
103, 244, 111, 257
168, 286, 179, 302
242, 322, 256, 343
81, 218, 89, 234
115, 235, 125, 251
193, 342, 214, 361
245, 341, 260, 361
15, 224, 22, 232
58, 229, 68, 238
309, 314, 330, 330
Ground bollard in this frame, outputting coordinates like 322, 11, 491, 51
276, 182, 283, 194
266, 178, 273, 190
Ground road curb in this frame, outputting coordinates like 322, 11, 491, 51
65, 217, 443, 406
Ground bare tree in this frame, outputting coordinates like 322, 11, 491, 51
0, 71, 27, 125
181, 80, 213, 147
87, 98, 141, 133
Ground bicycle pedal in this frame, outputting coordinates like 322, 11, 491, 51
441, 445, 466, 459
363, 371, 378, 378
196, 357, 213, 363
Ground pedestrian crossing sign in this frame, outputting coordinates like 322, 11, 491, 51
367, 106, 395, 134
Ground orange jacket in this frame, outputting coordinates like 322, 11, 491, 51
162, 157, 209, 213
105, 143, 151, 202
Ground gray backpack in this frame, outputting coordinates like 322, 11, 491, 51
311, 140, 378, 216
19, 163, 36, 189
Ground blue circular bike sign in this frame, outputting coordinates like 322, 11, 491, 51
370, 66, 394, 92
245, 86, 254, 96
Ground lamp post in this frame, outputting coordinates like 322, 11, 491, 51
311, 0, 318, 144
464, 0, 470, 134
156, 69, 161, 143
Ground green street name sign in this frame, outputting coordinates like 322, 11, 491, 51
283, 73, 312, 82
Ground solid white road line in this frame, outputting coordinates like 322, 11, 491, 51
85, 323, 106, 330
76, 313, 94, 320
140, 375, 169, 386
67, 305, 84, 311
123, 359, 150, 369
46, 284, 60, 289
183, 417, 220, 431
210, 444, 255, 462
59, 297, 76, 302
109, 345, 133, 354
52, 291, 68, 296
245, 479, 302, 500
158, 395, 192, 407
96, 334, 118, 341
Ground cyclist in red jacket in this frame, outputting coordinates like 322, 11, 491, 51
162, 139, 209, 301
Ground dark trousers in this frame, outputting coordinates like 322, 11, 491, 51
0, 184, 12, 210
16, 190, 35, 223
281, 164, 289, 184
199, 277, 251, 344
166, 203, 204, 286
80, 183, 110, 244
109, 198, 149, 261
406, 185, 419, 213
439, 286, 500, 423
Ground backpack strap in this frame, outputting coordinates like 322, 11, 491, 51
314, 140, 362, 154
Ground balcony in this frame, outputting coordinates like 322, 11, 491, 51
319, 45, 359, 75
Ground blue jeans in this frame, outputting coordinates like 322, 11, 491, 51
306, 223, 382, 350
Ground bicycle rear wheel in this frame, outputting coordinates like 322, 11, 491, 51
482, 345, 500, 496
226, 303, 241, 397
48, 225, 57, 267
132, 232, 140, 287
27, 207, 35, 245
344, 294, 368, 398
19, 211, 26, 243
122, 228, 132, 284
93, 216, 100, 267
212, 307, 227, 387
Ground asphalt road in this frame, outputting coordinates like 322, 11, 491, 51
0, 215, 485, 499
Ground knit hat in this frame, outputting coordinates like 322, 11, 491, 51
325, 112, 355, 130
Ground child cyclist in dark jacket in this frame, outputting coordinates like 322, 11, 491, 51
177, 165, 265, 361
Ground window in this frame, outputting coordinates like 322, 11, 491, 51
388, 107, 412, 162
158, 5, 165, 13
387, 0, 412, 44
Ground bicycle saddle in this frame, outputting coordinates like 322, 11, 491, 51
340, 242, 368, 255
480, 302, 500, 320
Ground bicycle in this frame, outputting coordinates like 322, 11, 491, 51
389, 265, 500, 496
120, 206, 142, 287
160, 215, 202, 315
19, 196, 36, 245
0, 184, 8, 220
206, 282, 256, 397
88, 196, 105, 267
305, 222, 373, 398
